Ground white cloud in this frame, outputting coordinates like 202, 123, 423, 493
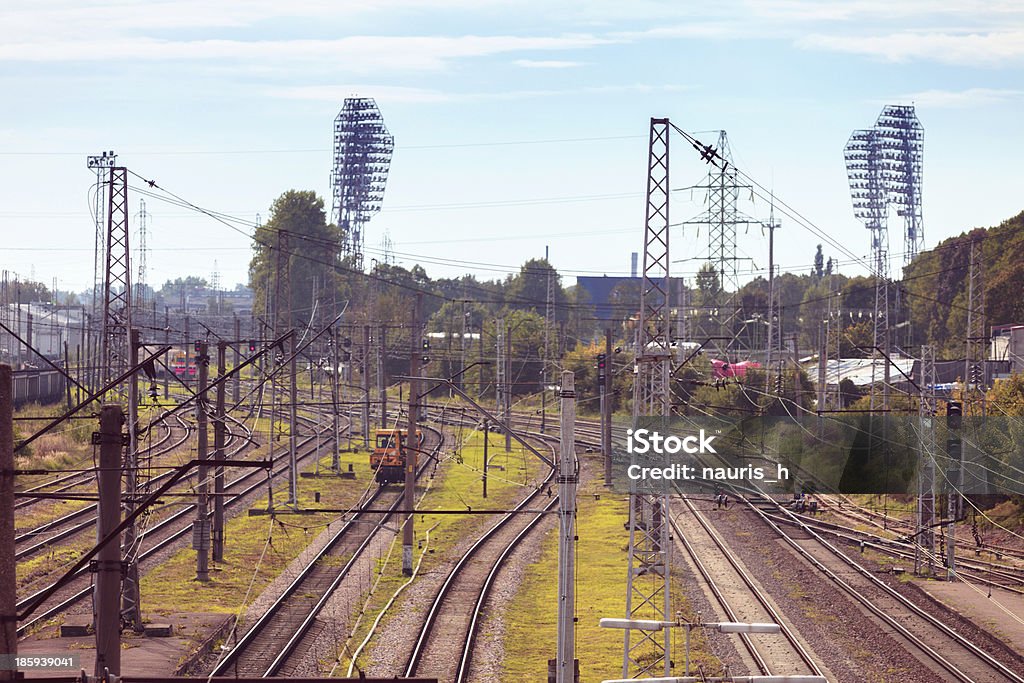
748, 0, 1024, 24
269, 82, 691, 103
797, 30, 1024, 66
888, 87, 1024, 108
0, 1, 501, 39
268, 84, 451, 104
0, 34, 616, 73
513, 59, 584, 68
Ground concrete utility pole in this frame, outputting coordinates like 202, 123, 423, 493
331, 327, 341, 471
378, 325, 388, 429
362, 324, 371, 448
213, 341, 227, 562
482, 420, 489, 499
288, 334, 299, 504
121, 329, 142, 630
542, 263, 554, 433
194, 341, 210, 582
603, 328, 613, 486
556, 371, 578, 683
95, 404, 124, 677
233, 314, 241, 404
403, 294, 422, 576
505, 325, 512, 452
183, 314, 191, 390
163, 308, 170, 399
496, 317, 505, 426
916, 345, 937, 577
1, 366, 16, 681
947, 402, 963, 581
765, 208, 780, 392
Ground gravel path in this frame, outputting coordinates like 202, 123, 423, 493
706, 505, 943, 682
670, 496, 835, 679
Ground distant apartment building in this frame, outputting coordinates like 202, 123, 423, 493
991, 324, 1024, 376
0, 303, 85, 363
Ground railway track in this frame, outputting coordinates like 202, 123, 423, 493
821, 496, 1024, 565
15, 410, 341, 636
743, 495, 1024, 682
209, 424, 445, 678
669, 494, 826, 678
14, 414, 199, 562
13, 412, 185, 514
763, 506, 1024, 594
402, 434, 558, 683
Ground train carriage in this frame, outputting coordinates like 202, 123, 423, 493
370, 428, 423, 485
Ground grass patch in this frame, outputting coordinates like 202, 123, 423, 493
502, 455, 718, 681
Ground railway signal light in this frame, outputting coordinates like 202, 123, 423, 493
343, 337, 351, 348
248, 340, 256, 352
947, 400, 962, 430
597, 353, 607, 388
422, 338, 430, 351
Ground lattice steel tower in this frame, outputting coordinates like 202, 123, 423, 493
623, 118, 672, 679
330, 98, 394, 271
91, 161, 143, 629
876, 105, 924, 265
99, 166, 132, 387
683, 131, 757, 354
964, 237, 986, 394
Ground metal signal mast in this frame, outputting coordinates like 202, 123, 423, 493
623, 117, 672, 679
330, 97, 395, 271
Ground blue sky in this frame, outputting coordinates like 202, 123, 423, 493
1, 1, 1022, 294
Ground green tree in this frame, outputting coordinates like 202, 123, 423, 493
248, 191, 341, 328
505, 258, 567, 319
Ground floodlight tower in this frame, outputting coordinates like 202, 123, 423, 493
875, 105, 924, 266
845, 127, 890, 410
330, 98, 395, 271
